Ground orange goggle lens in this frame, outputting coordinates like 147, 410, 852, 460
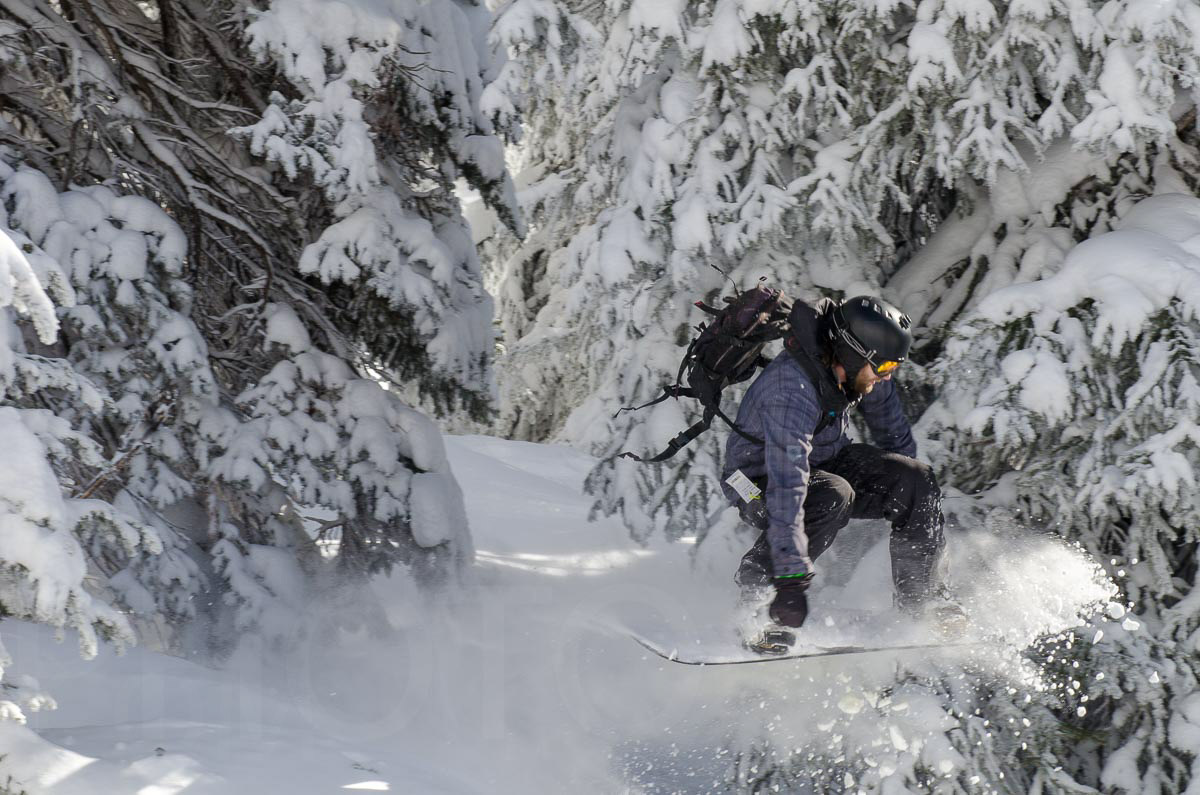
874, 359, 900, 375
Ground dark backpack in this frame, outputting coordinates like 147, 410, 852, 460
616, 283, 795, 462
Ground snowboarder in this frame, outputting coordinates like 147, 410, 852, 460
722, 295, 963, 641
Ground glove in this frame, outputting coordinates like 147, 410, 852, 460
768, 576, 812, 628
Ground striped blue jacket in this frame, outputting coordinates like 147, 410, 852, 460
721, 350, 916, 577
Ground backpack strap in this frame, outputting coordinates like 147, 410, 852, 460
614, 391, 764, 462
613, 385, 696, 417
617, 409, 715, 463
710, 403, 763, 445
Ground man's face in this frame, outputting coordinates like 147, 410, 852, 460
852, 362, 892, 394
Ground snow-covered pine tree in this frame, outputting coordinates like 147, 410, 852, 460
214, 0, 519, 634
484, 0, 1200, 546
0, 223, 153, 723
0, 161, 209, 647
917, 193, 1200, 792
0, 0, 518, 659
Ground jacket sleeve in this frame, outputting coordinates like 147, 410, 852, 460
859, 378, 917, 458
761, 383, 823, 578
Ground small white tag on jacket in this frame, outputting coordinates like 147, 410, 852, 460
724, 470, 762, 503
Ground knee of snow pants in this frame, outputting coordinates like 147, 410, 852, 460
734, 470, 855, 587
882, 458, 946, 604
800, 470, 856, 560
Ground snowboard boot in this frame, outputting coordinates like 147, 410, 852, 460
735, 557, 773, 609
926, 603, 969, 640
896, 587, 969, 640
742, 625, 797, 656
735, 543, 796, 655
736, 598, 797, 656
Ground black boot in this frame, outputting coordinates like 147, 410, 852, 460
896, 586, 968, 639
734, 531, 773, 603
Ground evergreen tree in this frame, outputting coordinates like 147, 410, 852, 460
0, 225, 147, 724
0, 0, 518, 672
920, 194, 1200, 792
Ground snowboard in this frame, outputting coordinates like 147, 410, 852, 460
631, 632, 972, 666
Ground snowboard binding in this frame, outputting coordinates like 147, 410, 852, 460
742, 626, 796, 656
736, 580, 798, 656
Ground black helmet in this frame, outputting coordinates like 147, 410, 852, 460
828, 295, 912, 375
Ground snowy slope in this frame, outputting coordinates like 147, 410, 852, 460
4, 436, 1121, 793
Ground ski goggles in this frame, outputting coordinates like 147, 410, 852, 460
873, 359, 901, 376
836, 326, 904, 376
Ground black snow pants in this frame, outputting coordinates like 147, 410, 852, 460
735, 443, 946, 608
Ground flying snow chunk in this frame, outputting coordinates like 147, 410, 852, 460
837, 693, 864, 715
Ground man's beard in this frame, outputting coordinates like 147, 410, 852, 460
851, 367, 876, 395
